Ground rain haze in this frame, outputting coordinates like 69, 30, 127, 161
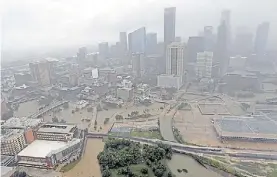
2, 0, 277, 61
1, 1, 277, 177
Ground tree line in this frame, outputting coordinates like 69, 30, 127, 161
97, 139, 173, 177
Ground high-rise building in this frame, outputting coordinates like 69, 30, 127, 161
29, 61, 52, 86
233, 32, 253, 56
128, 27, 146, 54
98, 42, 109, 59
215, 21, 229, 77
120, 32, 128, 52
110, 42, 121, 58
77, 47, 87, 60
175, 36, 182, 42
146, 33, 158, 55
164, 7, 176, 53
166, 42, 184, 77
132, 53, 145, 77
203, 26, 215, 51
254, 22, 270, 55
221, 10, 231, 47
196, 51, 214, 78
187, 36, 204, 62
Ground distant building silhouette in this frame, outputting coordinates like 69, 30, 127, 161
128, 27, 146, 54
233, 31, 253, 56
254, 22, 270, 55
29, 61, 52, 86
146, 33, 158, 55
119, 32, 128, 52
163, 7, 176, 73
77, 47, 87, 61
98, 42, 109, 59
221, 10, 231, 47
132, 53, 145, 77
203, 26, 215, 51
187, 36, 204, 63
215, 21, 229, 76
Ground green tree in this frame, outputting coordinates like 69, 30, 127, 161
52, 117, 59, 122
167, 171, 173, 177
104, 118, 110, 124
140, 167, 148, 174
60, 119, 66, 123
102, 169, 111, 177
115, 114, 123, 120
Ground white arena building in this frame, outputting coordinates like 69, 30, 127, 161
17, 139, 82, 168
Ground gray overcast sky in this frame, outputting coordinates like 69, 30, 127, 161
2, 0, 277, 52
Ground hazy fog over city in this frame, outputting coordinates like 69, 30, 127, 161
2, 0, 277, 61
1, 0, 277, 177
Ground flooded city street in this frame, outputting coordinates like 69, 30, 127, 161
167, 154, 222, 177
63, 139, 104, 177
14, 100, 40, 117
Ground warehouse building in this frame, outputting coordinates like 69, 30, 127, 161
35, 123, 77, 142
17, 139, 82, 168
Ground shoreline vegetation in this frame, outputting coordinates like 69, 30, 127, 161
171, 127, 246, 177
97, 138, 174, 177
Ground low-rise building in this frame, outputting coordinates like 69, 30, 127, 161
228, 55, 247, 71
219, 71, 261, 92
117, 88, 134, 101
35, 123, 77, 142
17, 139, 82, 168
157, 74, 183, 90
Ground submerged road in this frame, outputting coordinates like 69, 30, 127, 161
86, 132, 277, 160
159, 105, 177, 142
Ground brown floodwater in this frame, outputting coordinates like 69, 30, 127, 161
167, 154, 223, 177
63, 138, 104, 177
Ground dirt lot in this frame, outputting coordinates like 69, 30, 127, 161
173, 102, 277, 150
63, 139, 104, 177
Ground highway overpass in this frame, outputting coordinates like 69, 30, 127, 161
86, 132, 277, 160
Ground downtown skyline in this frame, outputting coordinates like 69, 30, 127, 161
2, 0, 277, 53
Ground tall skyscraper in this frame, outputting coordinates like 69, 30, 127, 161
215, 21, 228, 76
98, 42, 109, 59
203, 26, 215, 51
221, 10, 231, 46
196, 51, 214, 78
233, 31, 253, 56
146, 33, 157, 55
187, 36, 204, 62
29, 61, 52, 86
164, 7, 176, 51
166, 42, 184, 76
120, 32, 127, 52
128, 27, 146, 54
254, 22, 270, 55
163, 7, 176, 74
132, 53, 145, 77
77, 47, 87, 60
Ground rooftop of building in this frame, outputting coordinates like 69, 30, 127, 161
167, 42, 185, 47
0, 129, 24, 141
213, 114, 277, 139
2, 117, 42, 129
18, 140, 68, 158
158, 74, 182, 78
225, 71, 257, 78
117, 87, 133, 91
37, 123, 76, 134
